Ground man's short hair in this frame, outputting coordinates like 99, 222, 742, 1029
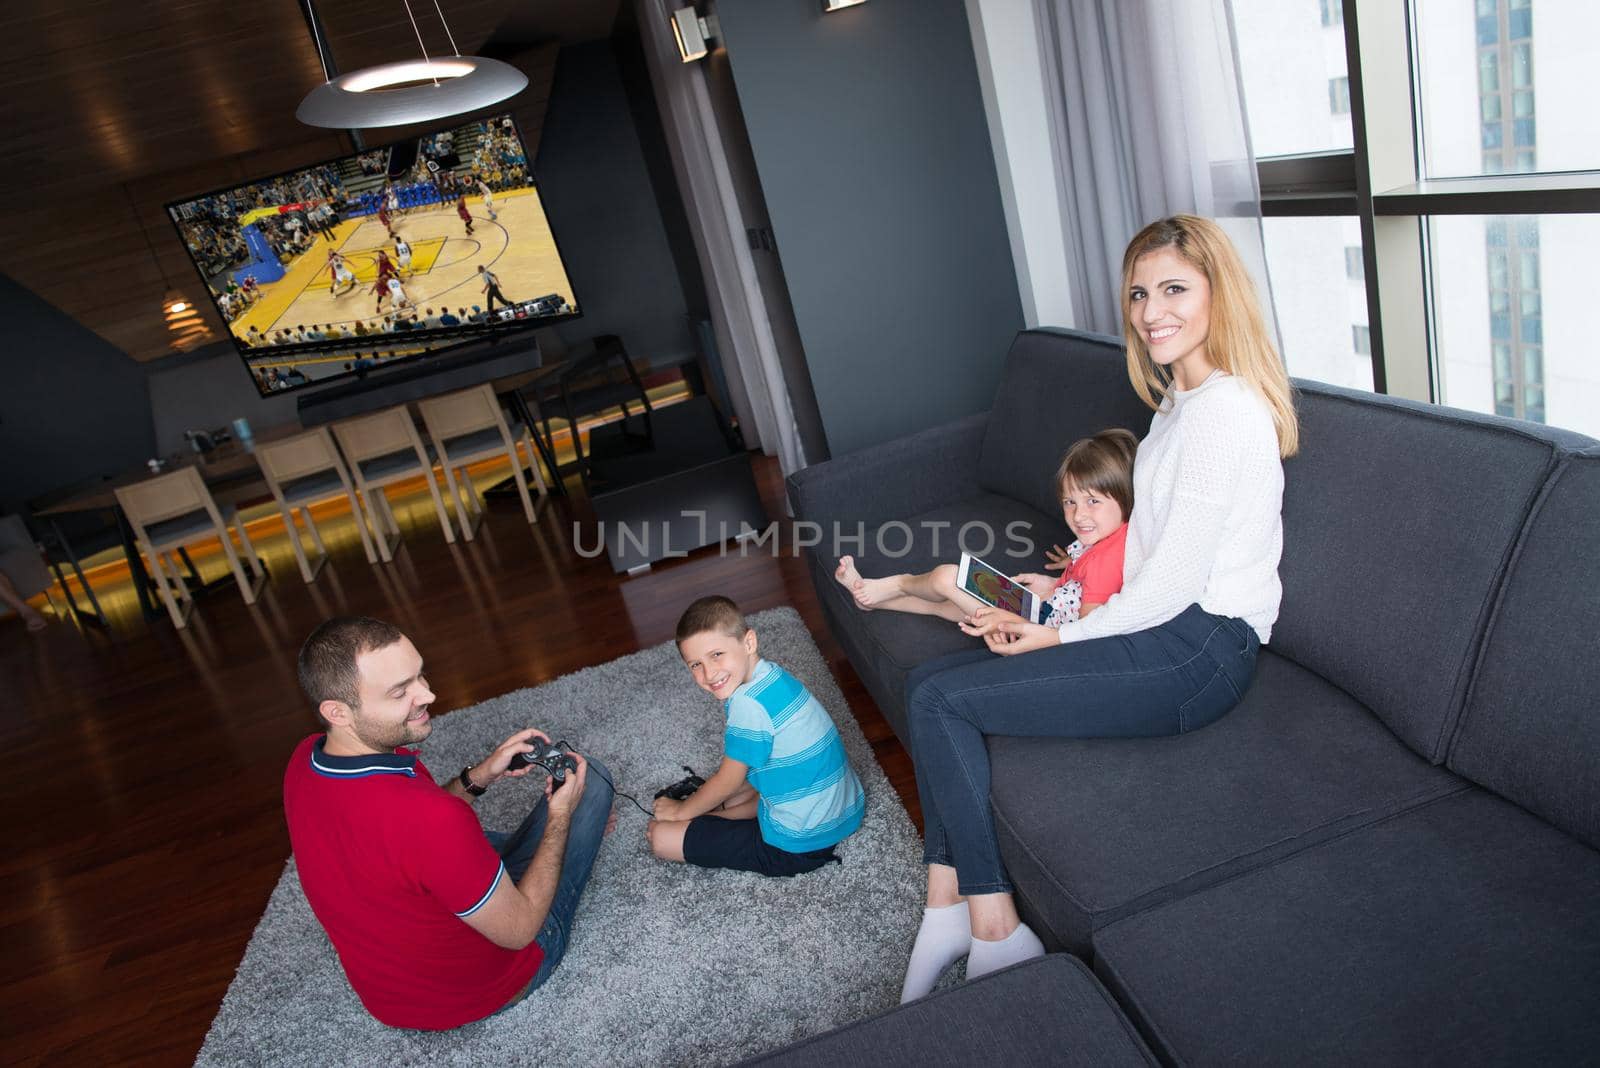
675, 595, 748, 645
298, 616, 406, 711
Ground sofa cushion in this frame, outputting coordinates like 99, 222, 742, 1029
1449, 447, 1600, 849
1092, 789, 1600, 1066
976, 328, 1153, 521
739, 955, 1156, 1067
988, 650, 1465, 954
1269, 381, 1588, 763
808, 492, 1068, 742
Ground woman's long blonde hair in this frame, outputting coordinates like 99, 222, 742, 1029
1119, 215, 1299, 458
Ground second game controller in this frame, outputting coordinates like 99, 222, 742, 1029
654, 766, 705, 802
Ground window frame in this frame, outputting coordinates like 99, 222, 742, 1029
1254, 0, 1600, 406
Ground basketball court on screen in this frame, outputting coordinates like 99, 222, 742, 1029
230, 188, 577, 341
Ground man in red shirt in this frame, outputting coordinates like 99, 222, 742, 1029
283, 617, 615, 1029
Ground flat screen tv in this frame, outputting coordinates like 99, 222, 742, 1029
166, 114, 580, 397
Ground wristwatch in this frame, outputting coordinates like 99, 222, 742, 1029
459, 765, 488, 797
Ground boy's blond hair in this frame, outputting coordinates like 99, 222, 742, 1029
675, 595, 749, 646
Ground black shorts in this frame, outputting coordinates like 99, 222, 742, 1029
681, 816, 839, 878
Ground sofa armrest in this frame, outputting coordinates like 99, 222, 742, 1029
786, 412, 989, 531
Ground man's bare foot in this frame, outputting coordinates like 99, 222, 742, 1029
604, 807, 619, 837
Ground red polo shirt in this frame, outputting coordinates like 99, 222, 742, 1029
283, 734, 542, 1029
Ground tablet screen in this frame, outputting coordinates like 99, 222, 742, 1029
959, 554, 1041, 622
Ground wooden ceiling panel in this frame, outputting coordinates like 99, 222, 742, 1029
0, 0, 520, 361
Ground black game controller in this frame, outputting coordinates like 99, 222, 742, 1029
654, 766, 705, 802
508, 742, 580, 786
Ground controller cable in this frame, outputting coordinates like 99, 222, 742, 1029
546, 740, 655, 817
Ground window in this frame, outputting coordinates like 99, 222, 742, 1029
1234, 0, 1352, 157
1328, 77, 1350, 115
1237, 0, 1600, 434
1417, 0, 1597, 179
1427, 213, 1597, 435
1263, 218, 1372, 390
1344, 245, 1364, 281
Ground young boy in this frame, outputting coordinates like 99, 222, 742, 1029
648, 596, 865, 877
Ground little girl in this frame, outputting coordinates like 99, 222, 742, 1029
836, 428, 1138, 629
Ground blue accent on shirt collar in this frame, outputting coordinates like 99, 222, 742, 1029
309, 735, 419, 780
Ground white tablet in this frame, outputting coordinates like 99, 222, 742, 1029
956, 552, 1046, 624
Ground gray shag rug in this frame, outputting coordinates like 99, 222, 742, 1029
198, 608, 926, 1066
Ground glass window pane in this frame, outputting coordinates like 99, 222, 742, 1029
1488, 251, 1509, 289
1416, 0, 1600, 177
1234, 0, 1353, 157
1345, 245, 1365, 281
1261, 216, 1372, 390
1328, 76, 1350, 114
1478, 50, 1500, 93
1512, 43, 1533, 87
1430, 214, 1600, 435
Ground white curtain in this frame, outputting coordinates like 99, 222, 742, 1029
1034, 0, 1278, 342
633, 0, 809, 478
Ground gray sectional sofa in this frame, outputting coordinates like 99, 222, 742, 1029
783, 328, 1600, 1064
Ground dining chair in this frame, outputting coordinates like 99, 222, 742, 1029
0, 514, 60, 626
330, 404, 457, 560
113, 467, 265, 630
253, 427, 378, 583
418, 383, 548, 537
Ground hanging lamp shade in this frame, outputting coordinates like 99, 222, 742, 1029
296, 56, 527, 129
163, 288, 210, 349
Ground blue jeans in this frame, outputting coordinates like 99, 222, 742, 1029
906, 605, 1259, 896
484, 757, 614, 998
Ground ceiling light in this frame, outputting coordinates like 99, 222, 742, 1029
296, 1, 528, 129
822, 0, 869, 9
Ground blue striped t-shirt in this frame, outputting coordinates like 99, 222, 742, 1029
723, 659, 866, 853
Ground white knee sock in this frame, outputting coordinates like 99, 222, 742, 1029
966, 922, 1045, 981
899, 901, 971, 1004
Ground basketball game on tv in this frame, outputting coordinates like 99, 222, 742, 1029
166, 114, 580, 397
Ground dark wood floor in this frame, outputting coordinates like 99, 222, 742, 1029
0, 454, 918, 1066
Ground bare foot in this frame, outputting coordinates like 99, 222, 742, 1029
604, 807, 619, 837
852, 575, 905, 609
835, 555, 865, 591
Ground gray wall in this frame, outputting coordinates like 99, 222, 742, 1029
0, 271, 156, 515
145, 344, 304, 456
715, 0, 1024, 456
538, 39, 698, 365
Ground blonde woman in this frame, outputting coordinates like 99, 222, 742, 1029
898, 215, 1299, 1002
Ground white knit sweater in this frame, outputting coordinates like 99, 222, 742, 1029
1059, 373, 1284, 645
